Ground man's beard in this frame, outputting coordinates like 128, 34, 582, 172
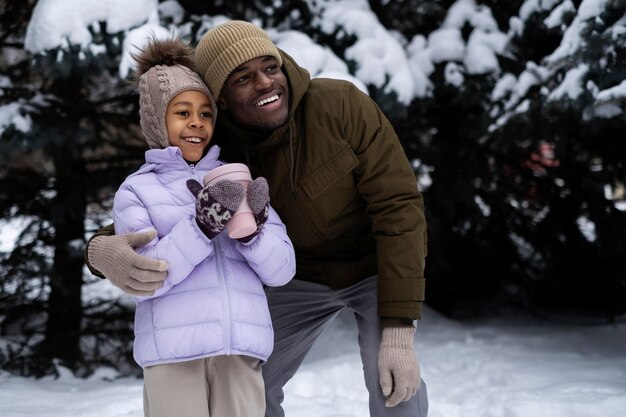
239, 113, 289, 133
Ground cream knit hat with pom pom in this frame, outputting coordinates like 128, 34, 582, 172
135, 38, 216, 149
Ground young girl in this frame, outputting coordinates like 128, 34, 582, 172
112, 38, 295, 417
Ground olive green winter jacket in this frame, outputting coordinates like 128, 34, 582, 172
86, 50, 427, 321
213, 51, 427, 320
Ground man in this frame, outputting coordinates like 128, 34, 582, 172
86, 20, 428, 417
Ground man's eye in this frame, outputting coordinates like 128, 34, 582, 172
266, 64, 278, 72
236, 75, 249, 83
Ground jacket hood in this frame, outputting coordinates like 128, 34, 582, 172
281, 49, 311, 120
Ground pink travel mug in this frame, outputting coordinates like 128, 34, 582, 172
203, 163, 257, 239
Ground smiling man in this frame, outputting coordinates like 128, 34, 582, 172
217, 55, 289, 132
85, 20, 428, 417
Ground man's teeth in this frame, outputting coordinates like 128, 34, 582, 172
184, 137, 203, 143
256, 95, 279, 107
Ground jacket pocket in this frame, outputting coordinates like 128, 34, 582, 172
300, 144, 359, 199
299, 144, 361, 230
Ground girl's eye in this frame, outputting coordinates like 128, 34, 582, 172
201, 112, 212, 118
177, 111, 189, 116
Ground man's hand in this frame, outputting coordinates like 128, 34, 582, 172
87, 230, 168, 296
378, 326, 421, 407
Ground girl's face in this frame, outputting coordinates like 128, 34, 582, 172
165, 90, 214, 162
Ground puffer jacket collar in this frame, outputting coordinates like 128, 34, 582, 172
130, 145, 222, 177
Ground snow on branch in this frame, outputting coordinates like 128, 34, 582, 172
25, 0, 159, 53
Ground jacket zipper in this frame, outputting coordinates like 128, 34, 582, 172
282, 144, 326, 242
213, 238, 232, 355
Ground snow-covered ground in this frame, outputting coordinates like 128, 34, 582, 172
1, 305, 625, 417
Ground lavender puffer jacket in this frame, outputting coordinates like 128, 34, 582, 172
113, 145, 295, 368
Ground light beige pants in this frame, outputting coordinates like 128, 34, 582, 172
143, 355, 265, 417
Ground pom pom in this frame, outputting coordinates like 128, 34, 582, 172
133, 37, 197, 78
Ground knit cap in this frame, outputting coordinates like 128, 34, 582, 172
194, 20, 283, 99
135, 38, 216, 149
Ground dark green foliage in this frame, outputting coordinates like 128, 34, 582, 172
175, 0, 313, 31
0, 2, 145, 377
377, 0, 626, 318
436, 0, 626, 317
367, 0, 450, 37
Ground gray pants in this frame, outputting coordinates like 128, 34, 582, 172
263, 276, 428, 417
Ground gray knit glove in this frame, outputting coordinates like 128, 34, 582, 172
378, 326, 421, 407
186, 179, 245, 239
236, 177, 270, 242
87, 230, 168, 296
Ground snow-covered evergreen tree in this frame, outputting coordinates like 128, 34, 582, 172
1, 0, 154, 375
482, 0, 626, 315
1, 0, 625, 375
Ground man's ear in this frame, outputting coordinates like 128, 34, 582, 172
217, 96, 227, 110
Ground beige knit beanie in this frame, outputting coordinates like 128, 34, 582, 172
136, 39, 216, 149
194, 20, 283, 99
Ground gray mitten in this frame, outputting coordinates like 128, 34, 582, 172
237, 177, 270, 242
186, 179, 245, 239
248, 177, 270, 228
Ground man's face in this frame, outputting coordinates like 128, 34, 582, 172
218, 56, 289, 132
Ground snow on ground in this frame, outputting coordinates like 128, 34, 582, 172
1, 305, 625, 417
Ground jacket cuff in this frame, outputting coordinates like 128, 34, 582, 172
84, 224, 116, 278
381, 317, 416, 328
